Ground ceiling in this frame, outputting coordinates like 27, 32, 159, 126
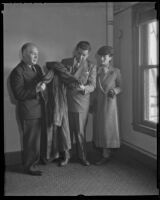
114, 2, 139, 14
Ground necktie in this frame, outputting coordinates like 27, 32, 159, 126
31, 65, 36, 72
72, 62, 79, 74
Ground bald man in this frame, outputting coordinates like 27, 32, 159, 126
10, 43, 46, 176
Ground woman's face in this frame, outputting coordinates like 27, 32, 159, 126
97, 54, 112, 65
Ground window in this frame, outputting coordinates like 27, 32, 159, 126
132, 3, 158, 136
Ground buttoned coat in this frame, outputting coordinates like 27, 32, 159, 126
92, 65, 122, 148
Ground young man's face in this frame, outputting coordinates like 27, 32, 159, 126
23, 45, 39, 65
75, 48, 89, 63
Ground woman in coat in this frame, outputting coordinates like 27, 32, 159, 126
92, 46, 122, 165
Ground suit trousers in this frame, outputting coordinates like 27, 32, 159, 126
46, 124, 71, 161
21, 118, 41, 170
68, 112, 88, 160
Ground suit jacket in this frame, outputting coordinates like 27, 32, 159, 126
61, 57, 97, 112
10, 61, 44, 119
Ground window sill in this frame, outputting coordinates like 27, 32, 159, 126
132, 123, 157, 137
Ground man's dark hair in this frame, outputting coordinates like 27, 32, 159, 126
21, 42, 37, 54
76, 41, 91, 52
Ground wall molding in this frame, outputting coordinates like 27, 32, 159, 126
121, 139, 157, 160
121, 140, 157, 171
5, 151, 22, 166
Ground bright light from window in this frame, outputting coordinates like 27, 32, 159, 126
148, 21, 157, 65
144, 68, 158, 123
143, 21, 158, 123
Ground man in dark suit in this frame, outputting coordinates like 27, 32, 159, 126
61, 41, 97, 166
10, 43, 46, 176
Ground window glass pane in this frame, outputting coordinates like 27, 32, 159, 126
144, 68, 158, 123
148, 21, 157, 65
139, 20, 158, 66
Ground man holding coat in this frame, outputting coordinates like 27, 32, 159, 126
10, 43, 46, 176
62, 41, 97, 166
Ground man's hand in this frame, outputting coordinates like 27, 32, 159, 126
36, 82, 46, 93
77, 84, 85, 95
79, 84, 85, 90
41, 83, 46, 91
108, 89, 115, 98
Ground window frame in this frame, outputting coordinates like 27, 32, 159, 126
132, 2, 158, 137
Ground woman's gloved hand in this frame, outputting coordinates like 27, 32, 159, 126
108, 89, 115, 98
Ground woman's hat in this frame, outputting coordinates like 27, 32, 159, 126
97, 46, 114, 56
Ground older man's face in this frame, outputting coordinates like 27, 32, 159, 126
23, 45, 39, 65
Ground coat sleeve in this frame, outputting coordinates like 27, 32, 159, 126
112, 68, 122, 95
61, 59, 79, 88
10, 68, 38, 101
89, 88, 98, 113
61, 59, 72, 73
84, 64, 97, 95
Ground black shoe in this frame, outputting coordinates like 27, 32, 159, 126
39, 158, 48, 165
80, 159, 90, 166
47, 158, 55, 163
25, 169, 42, 176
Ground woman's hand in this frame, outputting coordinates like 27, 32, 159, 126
108, 89, 115, 98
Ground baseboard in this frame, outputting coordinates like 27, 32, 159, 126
4, 141, 157, 171
5, 151, 22, 166
121, 140, 157, 171
121, 140, 157, 159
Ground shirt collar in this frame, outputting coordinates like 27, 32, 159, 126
98, 63, 113, 74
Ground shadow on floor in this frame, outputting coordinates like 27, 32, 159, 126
5, 164, 24, 174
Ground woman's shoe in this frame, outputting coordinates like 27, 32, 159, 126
59, 150, 70, 167
59, 157, 69, 166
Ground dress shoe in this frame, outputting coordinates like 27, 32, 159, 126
95, 157, 110, 165
80, 159, 90, 166
25, 169, 42, 176
39, 158, 49, 165
47, 158, 55, 163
